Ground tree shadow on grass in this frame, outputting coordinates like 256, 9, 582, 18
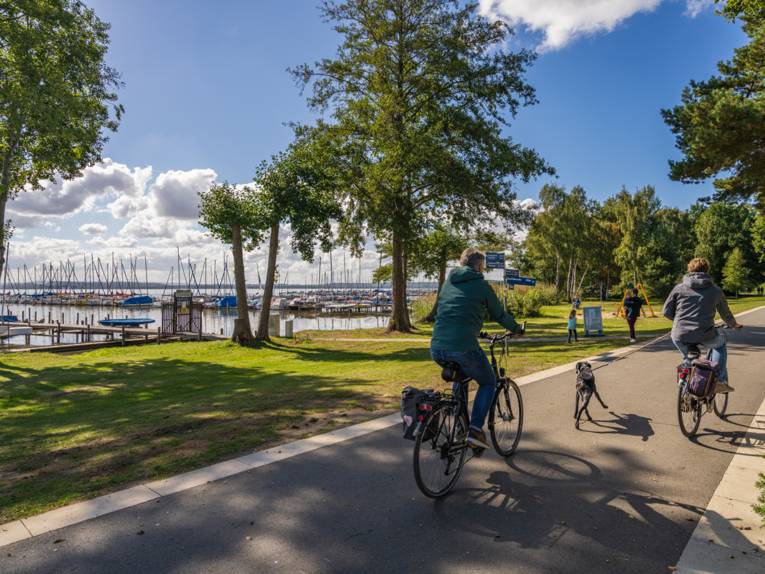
0, 356, 391, 523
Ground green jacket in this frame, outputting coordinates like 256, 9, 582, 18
430, 266, 521, 352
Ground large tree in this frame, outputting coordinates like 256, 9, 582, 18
199, 183, 265, 344
252, 136, 340, 341
293, 0, 550, 332
693, 200, 757, 284
605, 186, 662, 291
662, 2, 765, 210
0, 0, 122, 275
524, 185, 595, 300
722, 247, 750, 295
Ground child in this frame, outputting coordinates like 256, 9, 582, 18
567, 308, 578, 343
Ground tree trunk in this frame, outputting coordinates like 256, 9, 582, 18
387, 231, 411, 332
0, 136, 18, 282
554, 254, 561, 294
230, 223, 253, 344
423, 255, 447, 323
256, 223, 280, 340
566, 257, 574, 302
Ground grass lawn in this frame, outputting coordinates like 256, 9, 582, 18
1, 295, 763, 523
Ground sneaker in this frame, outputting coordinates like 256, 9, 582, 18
467, 427, 490, 450
715, 381, 735, 394
629, 338, 637, 343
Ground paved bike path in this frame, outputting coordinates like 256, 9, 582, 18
2, 310, 764, 574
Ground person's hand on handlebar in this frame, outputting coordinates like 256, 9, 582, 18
732, 322, 744, 330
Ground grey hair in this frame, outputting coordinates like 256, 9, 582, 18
460, 247, 486, 270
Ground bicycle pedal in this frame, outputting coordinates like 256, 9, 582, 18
468, 444, 486, 457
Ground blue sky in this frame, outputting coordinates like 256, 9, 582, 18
8, 0, 747, 279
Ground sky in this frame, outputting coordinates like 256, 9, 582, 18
6, 0, 747, 284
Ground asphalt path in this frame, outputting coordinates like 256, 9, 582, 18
3, 309, 765, 574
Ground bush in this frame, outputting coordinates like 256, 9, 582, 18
755, 473, 765, 526
411, 292, 438, 323
491, 283, 558, 318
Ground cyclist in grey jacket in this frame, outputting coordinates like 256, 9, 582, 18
662, 258, 743, 392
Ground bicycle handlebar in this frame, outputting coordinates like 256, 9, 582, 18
479, 321, 526, 343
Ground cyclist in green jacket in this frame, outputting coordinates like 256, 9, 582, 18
430, 248, 524, 450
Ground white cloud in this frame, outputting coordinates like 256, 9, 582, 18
79, 223, 108, 237
685, 0, 713, 17
120, 213, 179, 239
10, 159, 151, 217
479, 1, 709, 51
148, 169, 217, 219
109, 194, 149, 219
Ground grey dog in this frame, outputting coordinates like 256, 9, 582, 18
574, 361, 608, 429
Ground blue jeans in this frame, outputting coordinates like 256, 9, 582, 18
672, 330, 728, 382
430, 348, 497, 430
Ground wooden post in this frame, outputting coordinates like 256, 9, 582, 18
121, 325, 125, 346
56, 321, 61, 344
76, 312, 79, 324
87, 324, 91, 342
48, 311, 51, 323
157, 327, 161, 345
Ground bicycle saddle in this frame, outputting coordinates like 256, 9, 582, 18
440, 361, 466, 382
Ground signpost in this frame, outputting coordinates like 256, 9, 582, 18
583, 306, 604, 336
505, 271, 536, 287
486, 252, 506, 270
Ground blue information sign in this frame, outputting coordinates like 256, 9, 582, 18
583, 306, 604, 336
505, 275, 536, 287
505, 268, 520, 278
485, 252, 505, 270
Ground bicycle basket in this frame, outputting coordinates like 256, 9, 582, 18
400, 387, 441, 440
687, 359, 718, 398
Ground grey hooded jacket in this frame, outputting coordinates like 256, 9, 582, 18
662, 272, 736, 344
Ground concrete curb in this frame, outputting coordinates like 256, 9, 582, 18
1, 305, 762, 548
674, 395, 765, 573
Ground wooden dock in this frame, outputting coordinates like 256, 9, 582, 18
0, 320, 216, 353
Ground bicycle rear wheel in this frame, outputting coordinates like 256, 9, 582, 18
489, 379, 524, 457
677, 384, 701, 437
713, 390, 729, 418
413, 404, 468, 498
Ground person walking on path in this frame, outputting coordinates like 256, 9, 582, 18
567, 308, 578, 343
430, 247, 524, 451
624, 288, 643, 343
663, 257, 743, 393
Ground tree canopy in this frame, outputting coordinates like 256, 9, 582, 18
0, 0, 122, 276
662, 4, 765, 210
293, 0, 551, 330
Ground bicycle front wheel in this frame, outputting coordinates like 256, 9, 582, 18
489, 379, 524, 457
677, 384, 701, 438
413, 404, 468, 498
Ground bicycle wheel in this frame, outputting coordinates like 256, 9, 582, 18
713, 389, 729, 418
413, 404, 468, 498
677, 384, 701, 437
489, 379, 524, 457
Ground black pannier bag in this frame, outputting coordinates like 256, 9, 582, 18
400, 386, 441, 440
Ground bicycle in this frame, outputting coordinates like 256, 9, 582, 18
676, 340, 729, 438
412, 325, 525, 498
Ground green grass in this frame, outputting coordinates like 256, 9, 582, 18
0, 295, 762, 523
